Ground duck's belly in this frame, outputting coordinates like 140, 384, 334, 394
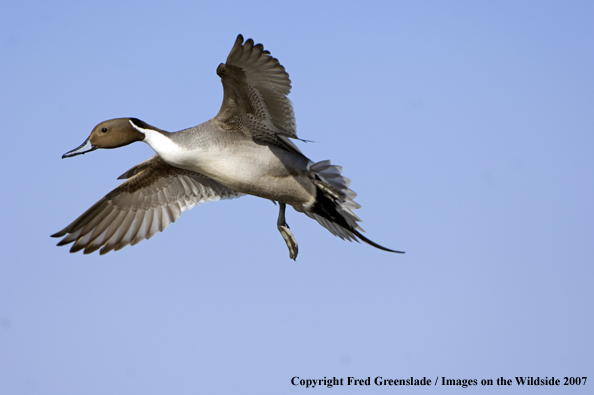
167, 142, 316, 207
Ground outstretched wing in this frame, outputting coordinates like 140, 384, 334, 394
214, 34, 298, 148
52, 155, 242, 255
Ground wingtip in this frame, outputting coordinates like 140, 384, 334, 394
51, 229, 68, 238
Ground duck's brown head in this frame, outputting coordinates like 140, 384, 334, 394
62, 118, 148, 158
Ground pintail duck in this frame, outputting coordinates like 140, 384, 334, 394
52, 35, 404, 259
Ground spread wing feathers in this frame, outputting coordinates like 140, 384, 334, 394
215, 34, 297, 143
51, 155, 242, 255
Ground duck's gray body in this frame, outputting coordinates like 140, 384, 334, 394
52, 35, 403, 259
154, 119, 315, 209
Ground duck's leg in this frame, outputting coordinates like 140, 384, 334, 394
277, 202, 298, 260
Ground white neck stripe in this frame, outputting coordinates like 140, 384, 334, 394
129, 119, 151, 135
129, 120, 182, 162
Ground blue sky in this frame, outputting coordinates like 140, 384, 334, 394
1, 1, 593, 394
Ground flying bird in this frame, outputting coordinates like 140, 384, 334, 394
52, 35, 404, 259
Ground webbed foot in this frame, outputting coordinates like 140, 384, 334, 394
277, 203, 298, 260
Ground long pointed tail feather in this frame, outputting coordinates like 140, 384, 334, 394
353, 229, 405, 254
306, 160, 405, 254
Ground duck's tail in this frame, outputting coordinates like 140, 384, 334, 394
303, 160, 404, 254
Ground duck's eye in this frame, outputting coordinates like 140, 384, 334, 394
101, 128, 107, 133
